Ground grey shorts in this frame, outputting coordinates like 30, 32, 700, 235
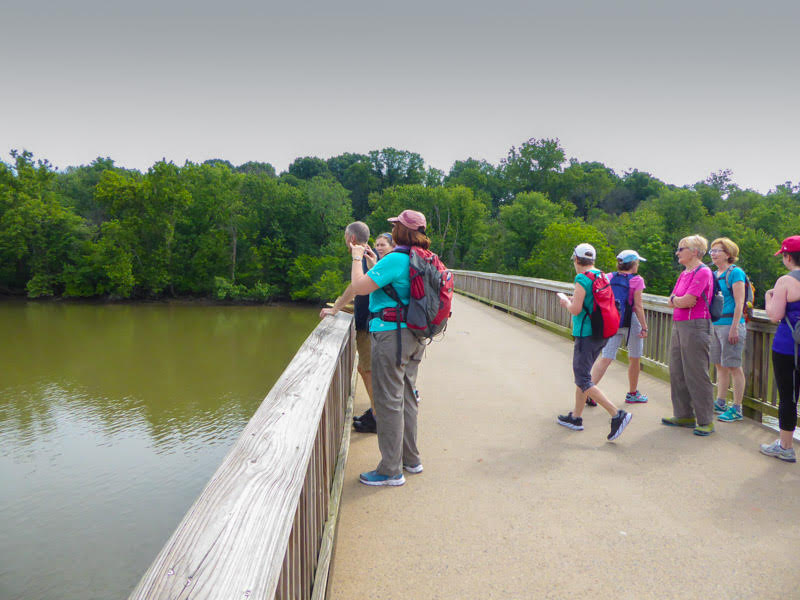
601, 313, 644, 359
710, 322, 747, 368
573, 336, 607, 392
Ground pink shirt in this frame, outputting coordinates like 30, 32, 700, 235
671, 266, 714, 321
628, 274, 645, 301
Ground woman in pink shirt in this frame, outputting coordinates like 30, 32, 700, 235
662, 235, 716, 436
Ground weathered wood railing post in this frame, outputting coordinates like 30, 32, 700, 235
128, 312, 355, 600
452, 270, 780, 420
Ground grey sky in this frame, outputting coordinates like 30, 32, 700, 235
2, 1, 798, 192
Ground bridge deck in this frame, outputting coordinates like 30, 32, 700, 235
328, 295, 800, 599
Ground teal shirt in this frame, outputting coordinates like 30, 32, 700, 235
572, 269, 600, 337
715, 266, 746, 326
366, 251, 410, 332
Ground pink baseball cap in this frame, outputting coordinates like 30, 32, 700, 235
388, 209, 427, 231
774, 235, 800, 256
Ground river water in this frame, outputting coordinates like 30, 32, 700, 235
0, 301, 319, 600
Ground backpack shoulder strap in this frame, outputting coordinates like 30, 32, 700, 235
380, 247, 411, 306
787, 270, 800, 283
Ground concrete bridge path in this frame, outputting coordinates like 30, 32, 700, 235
328, 294, 800, 599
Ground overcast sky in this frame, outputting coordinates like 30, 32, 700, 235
2, 0, 798, 192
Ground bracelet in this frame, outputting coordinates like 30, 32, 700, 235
353, 257, 364, 261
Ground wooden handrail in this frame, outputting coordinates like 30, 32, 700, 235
453, 270, 780, 419
128, 312, 355, 600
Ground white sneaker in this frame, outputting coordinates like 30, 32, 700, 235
760, 439, 797, 463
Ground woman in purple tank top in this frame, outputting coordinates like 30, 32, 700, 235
760, 236, 800, 463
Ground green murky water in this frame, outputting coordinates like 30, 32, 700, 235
0, 301, 319, 600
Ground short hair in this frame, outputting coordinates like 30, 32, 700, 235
345, 221, 370, 244
617, 258, 636, 272
576, 257, 595, 267
679, 234, 708, 258
711, 237, 739, 263
392, 222, 431, 249
785, 251, 800, 268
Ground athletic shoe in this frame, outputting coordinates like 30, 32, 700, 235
353, 408, 374, 424
713, 399, 727, 414
693, 423, 714, 436
557, 412, 584, 431
359, 470, 406, 486
353, 418, 377, 434
608, 410, 632, 441
585, 397, 597, 407
625, 390, 648, 404
760, 440, 797, 463
717, 406, 743, 422
403, 463, 424, 474
661, 416, 696, 428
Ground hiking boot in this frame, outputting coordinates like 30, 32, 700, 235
625, 390, 648, 404
403, 463, 424, 474
717, 406, 743, 422
557, 412, 584, 431
713, 399, 727, 414
353, 408, 374, 424
359, 470, 406, 486
760, 440, 797, 463
585, 397, 597, 407
661, 416, 696, 428
608, 410, 632, 441
693, 422, 715, 436
353, 418, 377, 434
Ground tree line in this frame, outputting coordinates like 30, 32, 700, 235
1, 140, 797, 306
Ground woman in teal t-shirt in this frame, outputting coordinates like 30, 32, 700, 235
346, 209, 429, 487
709, 237, 748, 423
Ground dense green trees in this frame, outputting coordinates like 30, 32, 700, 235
0, 139, 797, 306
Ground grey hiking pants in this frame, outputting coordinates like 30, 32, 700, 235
371, 329, 425, 476
669, 319, 714, 426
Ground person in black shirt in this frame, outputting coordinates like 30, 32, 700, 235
320, 221, 377, 432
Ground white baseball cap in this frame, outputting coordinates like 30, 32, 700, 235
572, 244, 597, 260
617, 249, 646, 263
572, 243, 596, 260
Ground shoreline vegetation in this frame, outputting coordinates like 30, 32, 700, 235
1, 140, 797, 308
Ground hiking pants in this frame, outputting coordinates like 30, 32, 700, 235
669, 319, 714, 426
371, 329, 425, 476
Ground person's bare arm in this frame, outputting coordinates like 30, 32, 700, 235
320, 285, 358, 318
560, 282, 587, 316
633, 288, 648, 337
765, 277, 789, 323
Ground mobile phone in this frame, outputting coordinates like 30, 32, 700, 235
557, 292, 569, 302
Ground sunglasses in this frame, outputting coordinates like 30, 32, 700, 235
676, 247, 690, 252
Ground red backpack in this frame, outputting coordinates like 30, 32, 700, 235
377, 246, 454, 364
581, 271, 620, 340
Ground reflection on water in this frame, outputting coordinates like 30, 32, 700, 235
0, 301, 318, 600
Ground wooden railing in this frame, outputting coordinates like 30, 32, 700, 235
128, 312, 355, 600
453, 270, 780, 419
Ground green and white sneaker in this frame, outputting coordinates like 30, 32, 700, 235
759, 440, 797, 463
717, 406, 743, 422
